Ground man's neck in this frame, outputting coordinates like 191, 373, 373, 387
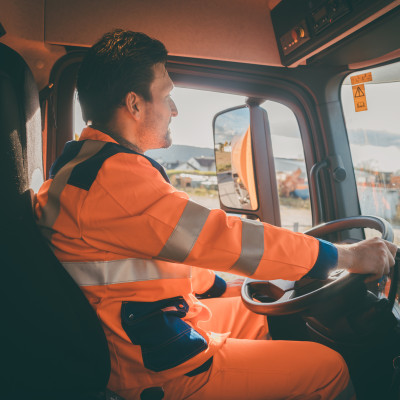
91, 124, 143, 153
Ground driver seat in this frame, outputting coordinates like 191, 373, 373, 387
0, 42, 111, 398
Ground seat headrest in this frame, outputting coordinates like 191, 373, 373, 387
0, 43, 43, 206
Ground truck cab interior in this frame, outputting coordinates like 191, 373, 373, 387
1, 0, 400, 399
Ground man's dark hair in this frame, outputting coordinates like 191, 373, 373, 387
77, 29, 168, 125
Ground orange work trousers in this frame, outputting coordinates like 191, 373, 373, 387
160, 296, 356, 400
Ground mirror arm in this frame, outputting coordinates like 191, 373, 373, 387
246, 97, 264, 107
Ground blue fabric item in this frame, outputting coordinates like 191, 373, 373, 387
305, 239, 338, 280
68, 142, 133, 190
195, 274, 227, 299
121, 297, 208, 372
93, 127, 171, 182
49, 140, 84, 178
49, 139, 170, 191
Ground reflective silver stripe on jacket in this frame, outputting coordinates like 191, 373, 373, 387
158, 200, 210, 262
230, 219, 264, 276
38, 140, 106, 239
62, 258, 191, 286
158, 199, 264, 275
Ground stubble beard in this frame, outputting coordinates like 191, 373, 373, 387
161, 128, 172, 149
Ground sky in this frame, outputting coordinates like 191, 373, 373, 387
168, 88, 246, 148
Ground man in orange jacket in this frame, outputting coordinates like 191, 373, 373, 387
35, 29, 397, 399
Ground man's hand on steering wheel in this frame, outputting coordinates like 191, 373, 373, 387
241, 217, 400, 315
336, 237, 398, 282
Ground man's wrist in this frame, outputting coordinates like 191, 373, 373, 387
195, 274, 227, 299
336, 244, 354, 269
305, 239, 338, 279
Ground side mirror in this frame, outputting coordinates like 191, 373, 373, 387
213, 106, 258, 210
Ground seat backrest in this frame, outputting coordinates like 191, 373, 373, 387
0, 43, 110, 396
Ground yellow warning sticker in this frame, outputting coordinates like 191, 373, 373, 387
350, 72, 372, 85
352, 84, 368, 112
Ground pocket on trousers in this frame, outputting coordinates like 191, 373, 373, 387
121, 296, 208, 372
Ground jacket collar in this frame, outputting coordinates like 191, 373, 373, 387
79, 126, 142, 153
79, 126, 119, 144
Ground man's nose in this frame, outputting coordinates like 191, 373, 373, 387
169, 98, 178, 117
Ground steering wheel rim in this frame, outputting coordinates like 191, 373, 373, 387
303, 215, 394, 242
241, 215, 397, 316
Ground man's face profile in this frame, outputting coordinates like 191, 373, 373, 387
139, 63, 178, 151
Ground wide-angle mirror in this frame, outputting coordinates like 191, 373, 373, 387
213, 106, 258, 210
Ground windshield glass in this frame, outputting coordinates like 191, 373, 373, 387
341, 61, 400, 246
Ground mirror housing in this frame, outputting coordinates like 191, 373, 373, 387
213, 106, 258, 210
213, 103, 281, 226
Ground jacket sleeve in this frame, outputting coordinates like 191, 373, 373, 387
80, 153, 337, 281
191, 268, 227, 299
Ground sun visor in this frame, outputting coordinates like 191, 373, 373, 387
44, 0, 282, 66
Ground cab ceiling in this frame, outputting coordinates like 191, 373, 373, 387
3, 0, 400, 91
1, 0, 282, 90
44, 0, 282, 67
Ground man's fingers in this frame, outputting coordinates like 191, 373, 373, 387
364, 274, 381, 283
387, 251, 395, 270
383, 240, 398, 259
382, 240, 397, 271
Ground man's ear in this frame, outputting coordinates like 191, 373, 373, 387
125, 92, 141, 120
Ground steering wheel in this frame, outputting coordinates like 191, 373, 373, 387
241, 215, 399, 316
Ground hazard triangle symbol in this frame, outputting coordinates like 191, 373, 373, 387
354, 86, 365, 97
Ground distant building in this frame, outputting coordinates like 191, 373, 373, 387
355, 168, 399, 219
164, 161, 180, 169
171, 174, 218, 190
152, 158, 179, 169
177, 156, 216, 172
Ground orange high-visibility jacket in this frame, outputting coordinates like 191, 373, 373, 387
35, 127, 337, 392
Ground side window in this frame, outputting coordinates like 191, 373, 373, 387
341, 62, 400, 246
74, 90, 85, 141
73, 87, 246, 209
260, 101, 312, 232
